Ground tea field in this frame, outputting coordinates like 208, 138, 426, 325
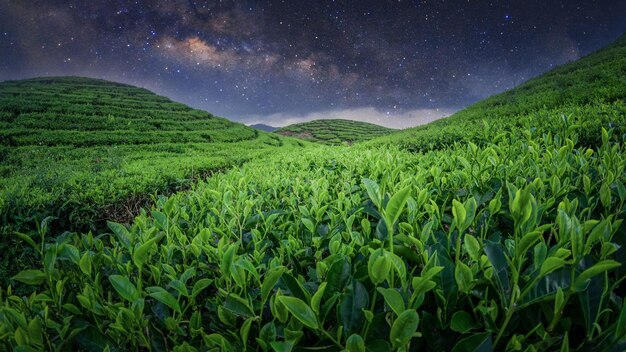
276, 119, 394, 145
0, 37, 625, 352
0, 77, 307, 232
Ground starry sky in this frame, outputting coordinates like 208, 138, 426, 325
1, 1, 625, 128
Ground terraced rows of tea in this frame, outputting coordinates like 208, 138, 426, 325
0, 36, 625, 352
0, 76, 306, 232
276, 119, 394, 145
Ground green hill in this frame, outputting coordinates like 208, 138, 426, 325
1, 38, 626, 351
0, 76, 305, 232
368, 34, 626, 150
276, 119, 395, 145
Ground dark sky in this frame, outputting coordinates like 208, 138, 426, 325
1, 1, 625, 128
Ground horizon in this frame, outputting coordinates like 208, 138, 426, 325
1, 1, 625, 128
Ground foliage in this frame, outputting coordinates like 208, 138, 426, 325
1, 35, 626, 352
1, 118, 625, 350
0, 76, 307, 286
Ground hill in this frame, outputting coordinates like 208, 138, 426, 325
0, 76, 305, 233
1, 38, 626, 351
249, 123, 278, 132
276, 118, 395, 144
367, 33, 626, 150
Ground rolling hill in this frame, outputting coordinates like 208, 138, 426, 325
0, 76, 305, 233
367, 33, 626, 150
1, 37, 626, 352
276, 118, 395, 144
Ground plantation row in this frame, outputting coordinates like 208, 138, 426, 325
1, 115, 624, 350
277, 119, 394, 145
2, 113, 235, 132
0, 125, 258, 147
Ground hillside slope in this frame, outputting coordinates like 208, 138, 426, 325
1, 37, 626, 352
276, 119, 395, 145
368, 33, 626, 150
0, 77, 305, 232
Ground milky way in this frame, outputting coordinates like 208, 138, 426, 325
1, 1, 625, 128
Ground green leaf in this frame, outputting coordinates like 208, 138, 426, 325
281, 273, 311, 302
147, 286, 181, 312
224, 293, 255, 318
451, 332, 492, 352
12, 269, 46, 285
14, 232, 38, 251
363, 178, 381, 209
518, 230, 543, 260
574, 260, 620, 289
389, 309, 419, 349
600, 183, 611, 208
368, 248, 391, 285
452, 199, 467, 231
384, 186, 412, 227
27, 317, 43, 347
277, 296, 319, 330
484, 241, 511, 300
462, 197, 477, 230
464, 234, 480, 262
311, 282, 327, 314
191, 278, 213, 300
615, 300, 626, 339
346, 334, 366, 352
455, 261, 474, 294
133, 239, 154, 269
109, 275, 139, 302
262, 266, 286, 303
302, 218, 316, 233
450, 311, 475, 333
540, 257, 567, 277
326, 256, 351, 297
241, 317, 254, 350
339, 280, 369, 334
220, 244, 237, 277
377, 287, 405, 316
79, 251, 92, 276
107, 221, 132, 250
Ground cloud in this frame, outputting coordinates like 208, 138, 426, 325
240, 107, 457, 129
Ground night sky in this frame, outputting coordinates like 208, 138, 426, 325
1, 1, 625, 128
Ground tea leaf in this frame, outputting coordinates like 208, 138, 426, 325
12, 270, 46, 285
277, 296, 319, 330
109, 275, 139, 302
390, 309, 419, 348
147, 286, 181, 313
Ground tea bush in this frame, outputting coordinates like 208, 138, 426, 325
1, 116, 625, 350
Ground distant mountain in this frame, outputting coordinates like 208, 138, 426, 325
249, 123, 277, 132
276, 119, 395, 145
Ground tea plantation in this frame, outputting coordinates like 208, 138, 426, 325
276, 119, 394, 145
0, 77, 307, 232
0, 37, 625, 352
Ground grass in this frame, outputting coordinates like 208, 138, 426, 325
276, 119, 394, 145
0, 35, 625, 351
